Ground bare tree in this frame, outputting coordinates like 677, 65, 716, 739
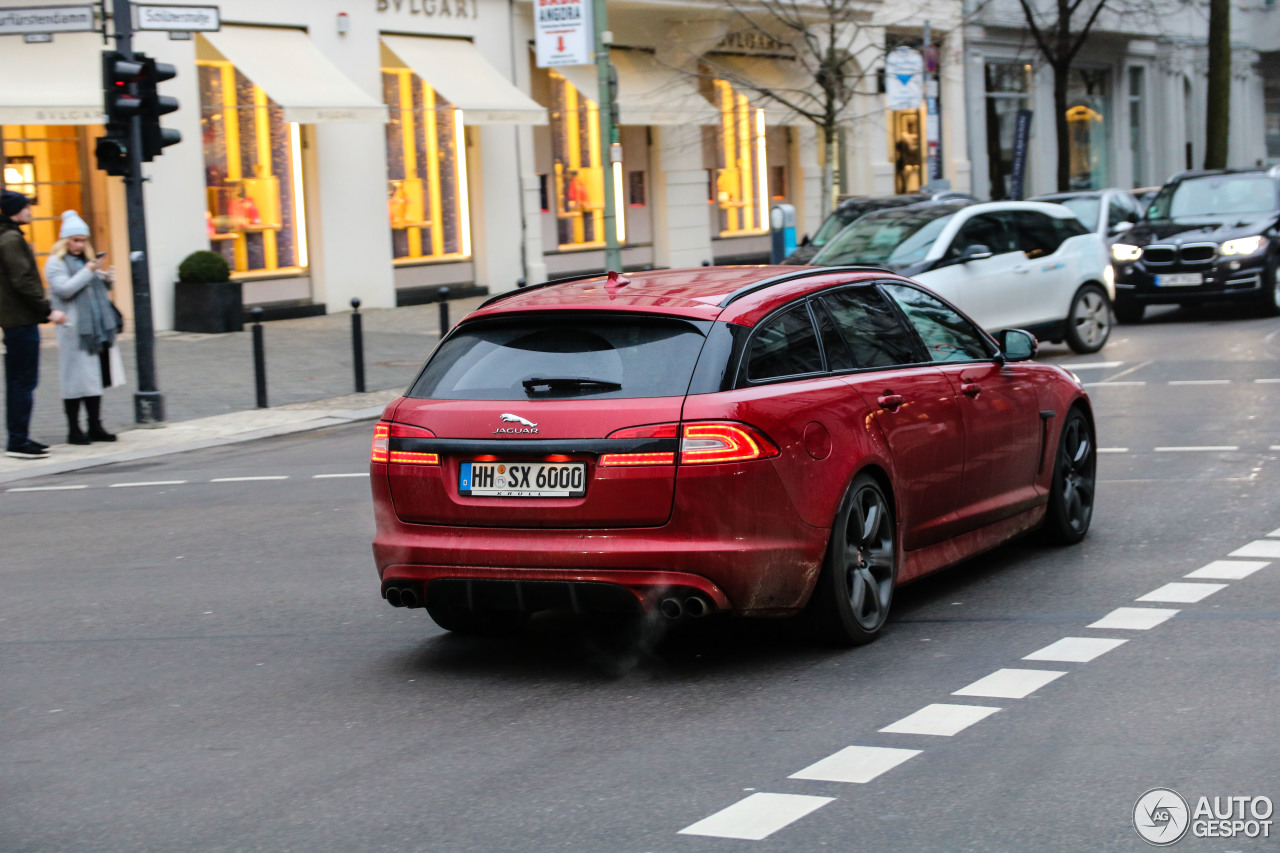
1204, 0, 1229, 168
673, 0, 924, 215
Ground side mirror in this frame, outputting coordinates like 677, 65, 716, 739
998, 329, 1038, 361
961, 244, 994, 262
1111, 220, 1134, 235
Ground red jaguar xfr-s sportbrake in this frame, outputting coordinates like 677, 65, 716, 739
369, 266, 1097, 645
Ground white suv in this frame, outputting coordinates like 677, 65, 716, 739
809, 200, 1114, 353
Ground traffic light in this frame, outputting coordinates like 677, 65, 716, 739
98, 50, 143, 176
135, 54, 181, 161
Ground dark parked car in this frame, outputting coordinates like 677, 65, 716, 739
783, 191, 977, 264
1111, 167, 1280, 322
370, 266, 1096, 646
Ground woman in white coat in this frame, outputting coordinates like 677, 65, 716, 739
43, 211, 123, 444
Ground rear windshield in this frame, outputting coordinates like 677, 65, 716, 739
408, 315, 709, 400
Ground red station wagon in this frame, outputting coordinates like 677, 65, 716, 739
370, 266, 1097, 645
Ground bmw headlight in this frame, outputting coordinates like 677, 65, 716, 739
1220, 235, 1268, 256
1111, 243, 1143, 261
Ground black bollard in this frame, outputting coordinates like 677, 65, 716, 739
251, 307, 268, 408
350, 297, 365, 394
438, 286, 451, 336
516, 277, 527, 289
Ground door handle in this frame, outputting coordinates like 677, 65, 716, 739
961, 382, 982, 397
1012, 264, 1031, 274
877, 394, 905, 411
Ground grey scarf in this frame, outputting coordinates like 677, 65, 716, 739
63, 255, 119, 355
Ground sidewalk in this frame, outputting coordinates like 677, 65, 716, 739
0, 295, 491, 485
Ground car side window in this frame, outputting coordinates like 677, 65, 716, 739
946, 213, 1017, 259
1012, 211, 1064, 258
746, 304, 824, 381
879, 283, 993, 363
814, 303, 856, 371
820, 287, 920, 368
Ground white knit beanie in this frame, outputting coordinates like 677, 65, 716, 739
59, 210, 90, 239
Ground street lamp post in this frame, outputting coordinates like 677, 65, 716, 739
592, 0, 622, 273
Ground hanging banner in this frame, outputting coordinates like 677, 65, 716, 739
1009, 108, 1033, 200
535, 0, 593, 68
884, 47, 923, 112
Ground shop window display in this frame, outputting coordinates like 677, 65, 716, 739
707, 79, 768, 236
548, 72, 606, 249
1, 125, 88, 262
382, 67, 470, 262
198, 60, 305, 276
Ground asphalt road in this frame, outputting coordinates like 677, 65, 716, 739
3, 303, 1279, 853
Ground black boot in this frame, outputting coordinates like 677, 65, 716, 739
65, 398, 90, 445
85, 396, 117, 442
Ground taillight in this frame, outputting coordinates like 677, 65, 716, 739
599, 423, 678, 467
680, 422, 779, 464
598, 421, 778, 467
371, 422, 440, 465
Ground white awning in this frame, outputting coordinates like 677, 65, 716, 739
0, 32, 104, 125
201, 26, 387, 123
552, 50, 720, 126
381, 36, 547, 125
704, 55, 814, 127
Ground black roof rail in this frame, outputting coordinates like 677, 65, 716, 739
717, 265, 892, 308
477, 272, 608, 309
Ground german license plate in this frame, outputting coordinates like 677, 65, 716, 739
459, 461, 586, 497
1155, 273, 1203, 286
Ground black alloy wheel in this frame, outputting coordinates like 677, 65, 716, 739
810, 473, 897, 646
1064, 284, 1113, 353
1260, 262, 1280, 317
1041, 407, 1096, 545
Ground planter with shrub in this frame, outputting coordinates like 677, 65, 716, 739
173, 250, 242, 333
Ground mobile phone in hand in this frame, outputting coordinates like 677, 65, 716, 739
96, 251, 107, 258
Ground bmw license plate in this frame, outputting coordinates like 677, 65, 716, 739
1154, 273, 1203, 286
459, 461, 586, 497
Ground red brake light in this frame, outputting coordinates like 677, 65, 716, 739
371, 422, 439, 465
680, 422, 779, 465
598, 421, 777, 467
599, 423, 679, 467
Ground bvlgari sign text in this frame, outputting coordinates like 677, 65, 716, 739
376, 0, 477, 19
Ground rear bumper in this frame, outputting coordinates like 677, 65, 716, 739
371, 463, 830, 617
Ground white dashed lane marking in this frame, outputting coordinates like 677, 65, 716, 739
313, 473, 368, 479
1271, 528, 1280, 538
789, 746, 922, 785
678, 793, 835, 841
1088, 607, 1180, 630
210, 476, 289, 483
878, 704, 1001, 737
1154, 446, 1239, 452
1168, 379, 1231, 386
1136, 582, 1228, 603
1022, 637, 1128, 663
952, 668, 1067, 699
109, 480, 188, 488
5, 484, 88, 492
1185, 560, 1270, 580
1231, 540, 1280, 559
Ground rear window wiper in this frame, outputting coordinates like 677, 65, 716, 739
521, 376, 623, 393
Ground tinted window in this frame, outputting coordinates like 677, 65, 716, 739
880, 284, 992, 363
814, 304, 855, 371
812, 205, 957, 268
821, 287, 919, 368
409, 316, 706, 400
946, 213, 1018, 258
747, 304, 823, 380
1012, 211, 1064, 258
1149, 174, 1280, 221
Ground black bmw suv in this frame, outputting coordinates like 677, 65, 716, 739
1111, 167, 1280, 322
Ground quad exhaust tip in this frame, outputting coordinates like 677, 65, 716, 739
384, 586, 421, 609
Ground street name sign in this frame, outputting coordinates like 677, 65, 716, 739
534, 0, 592, 68
0, 5, 94, 36
134, 4, 220, 32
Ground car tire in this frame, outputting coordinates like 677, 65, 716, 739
808, 473, 897, 646
1258, 263, 1280, 317
426, 604, 527, 635
1040, 407, 1096, 546
1064, 284, 1112, 353
1114, 300, 1145, 324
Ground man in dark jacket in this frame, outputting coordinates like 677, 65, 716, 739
0, 190, 66, 458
